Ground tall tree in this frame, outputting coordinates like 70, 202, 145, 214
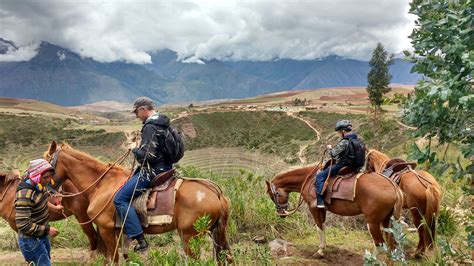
366, 43, 394, 119
402, 0, 473, 255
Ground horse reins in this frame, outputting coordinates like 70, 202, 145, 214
273, 148, 327, 217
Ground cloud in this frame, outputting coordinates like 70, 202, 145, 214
0, 41, 40, 62
0, 0, 415, 63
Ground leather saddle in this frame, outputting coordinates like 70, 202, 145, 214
115, 169, 183, 228
310, 160, 362, 204
381, 158, 417, 184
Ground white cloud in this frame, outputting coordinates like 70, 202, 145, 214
0, 0, 415, 63
0, 42, 40, 62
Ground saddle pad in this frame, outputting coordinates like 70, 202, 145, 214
324, 172, 362, 204
308, 173, 362, 205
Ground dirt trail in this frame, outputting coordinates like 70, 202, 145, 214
0, 244, 364, 265
286, 111, 321, 164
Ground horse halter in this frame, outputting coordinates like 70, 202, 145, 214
45, 147, 64, 191
269, 183, 289, 212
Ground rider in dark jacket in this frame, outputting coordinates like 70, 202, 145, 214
313, 120, 360, 208
114, 97, 172, 252
132, 112, 172, 178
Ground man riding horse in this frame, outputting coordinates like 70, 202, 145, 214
114, 97, 173, 252
314, 120, 365, 208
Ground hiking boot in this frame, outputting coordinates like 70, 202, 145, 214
316, 195, 325, 209
133, 234, 149, 253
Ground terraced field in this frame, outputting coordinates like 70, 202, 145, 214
179, 147, 290, 178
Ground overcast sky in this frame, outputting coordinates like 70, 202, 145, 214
0, 0, 415, 63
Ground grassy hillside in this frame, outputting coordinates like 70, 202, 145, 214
299, 111, 413, 162
174, 111, 316, 163
0, 113, 126, 172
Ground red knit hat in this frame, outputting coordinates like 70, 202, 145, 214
27, 159, 54, 183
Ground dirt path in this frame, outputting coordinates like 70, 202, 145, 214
0, 244, 365, 265
0, 248, 94, 265
286, 111, 321, 164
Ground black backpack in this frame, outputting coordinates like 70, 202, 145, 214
344, 138, 366, 168
161, 126, 185, 164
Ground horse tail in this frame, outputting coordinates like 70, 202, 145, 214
424, 183, 441, 249
211, 195, 233, 264
392, 183, 404, 220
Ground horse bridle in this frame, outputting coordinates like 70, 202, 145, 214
45, 147, 64, 192
269, 183, 289, 212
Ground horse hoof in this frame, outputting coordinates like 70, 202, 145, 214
312, 252, 324, 259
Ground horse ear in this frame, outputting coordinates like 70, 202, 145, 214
265, 180, 271, 191
47, 141, 57, 155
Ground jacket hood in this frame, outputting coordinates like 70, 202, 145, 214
143, 113, 170, 128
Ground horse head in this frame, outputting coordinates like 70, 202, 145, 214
265, 179, 290, 217
43, 140, 71, 188
365, 149, 390, 173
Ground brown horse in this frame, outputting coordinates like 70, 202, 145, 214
0, 172, 106, 255
265, 164, 404, 258
365, 149, 441, 255
43, 141, 232, 264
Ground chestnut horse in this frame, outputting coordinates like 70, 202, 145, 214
0, 172, 106, 255
43, 141, 232, 263
265, 165, 404, 258
365, 149, 441, 255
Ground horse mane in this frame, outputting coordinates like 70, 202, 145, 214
60, 143, 126, 171
272, 164, 316, 182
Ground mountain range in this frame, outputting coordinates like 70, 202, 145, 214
0, 38, 420, 106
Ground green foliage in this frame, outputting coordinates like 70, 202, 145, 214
402, 0, 473, 179
366, 43, 394, 118
404, 1, 473, 254
189, 214, 213, 260
438, 206, 457, 236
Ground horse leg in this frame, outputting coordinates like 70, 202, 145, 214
77, 222, 98, 251
382, 215, 395, 250
122, 234, 131, 261
181, 230, 198, 259
309, 207, 327, 259
410, 208, 425, 257
367, 222, 385, 248
98, 226, 120, 264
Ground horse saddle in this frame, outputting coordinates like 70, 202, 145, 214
381, 158, 417, 184
310, 166, 363, 205
115, 169, 183, 228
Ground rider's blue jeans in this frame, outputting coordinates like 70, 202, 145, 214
114, 166, 171, 238
314, 163, 344, 204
